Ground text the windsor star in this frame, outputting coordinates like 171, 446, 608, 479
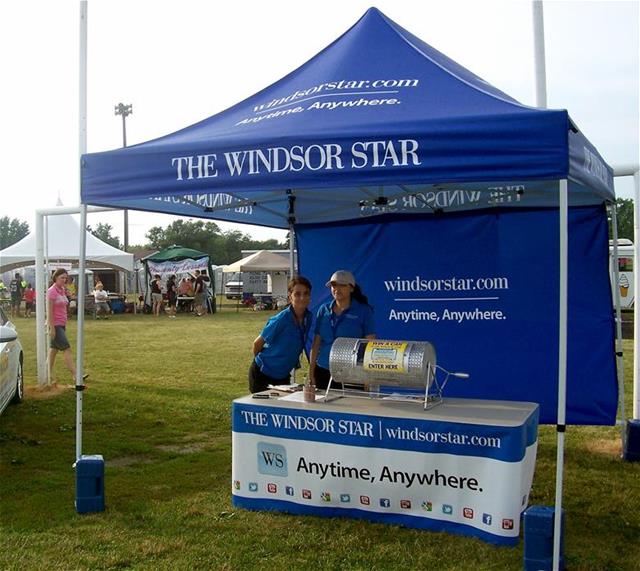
171, 139, 421, 180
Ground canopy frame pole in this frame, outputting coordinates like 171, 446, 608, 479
288, 190, 296, 384
610, 204, 627, 449
35, 212, 47, 386
634, 169, 640, 418
287, 190, 296, 278
75, 0, 88, 462
532, 0, 548, 108
553, 178, 568, 571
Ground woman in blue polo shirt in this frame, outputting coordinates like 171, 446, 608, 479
249, 276, 313, 393
310, 270, 375, 390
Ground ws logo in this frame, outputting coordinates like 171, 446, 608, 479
257, 442, 288, 477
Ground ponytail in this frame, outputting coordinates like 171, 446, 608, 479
351, 284, 371, 307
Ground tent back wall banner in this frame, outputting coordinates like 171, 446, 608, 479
296, 206, 617, 425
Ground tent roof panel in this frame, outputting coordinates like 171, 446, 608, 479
81, 8, 614, 227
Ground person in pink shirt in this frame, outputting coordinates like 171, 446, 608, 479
47, 268, 88, 385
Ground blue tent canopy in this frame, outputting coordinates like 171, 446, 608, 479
79, 8, 619, 427
81, 7, 613, 226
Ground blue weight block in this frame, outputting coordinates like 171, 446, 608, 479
75, 454, 105, 514
623, 419, 640, 462
523, 506, 564, 571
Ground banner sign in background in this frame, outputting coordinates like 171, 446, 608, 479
146, 256, 209, 276
232, 399, 539, 545
297, 206, 617, 425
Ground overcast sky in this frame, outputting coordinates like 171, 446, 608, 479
2, 0, 638, 246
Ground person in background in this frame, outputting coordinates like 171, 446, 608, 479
166, 274, 177, 319
150, 274, 163, 316
47, 268, 88, 385
9, 272, 24, 319
177, 276, 192, 313
23, 283, 36, 318
309, 270, 375, 390
193, 270, 207, 316
93, 282, 110, 319
249, 276, 312, 393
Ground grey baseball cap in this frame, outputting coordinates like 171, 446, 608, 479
326, 270, 356, 287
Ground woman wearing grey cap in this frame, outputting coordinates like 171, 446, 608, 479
310, 270, 375, 390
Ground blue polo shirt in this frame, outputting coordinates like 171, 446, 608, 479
314, 299, 375, 369
255, 305, 312, 380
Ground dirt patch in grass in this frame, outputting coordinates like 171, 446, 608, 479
584, 438, 622, 457
108, 436, 227, 467
156, 442, 209, 454
107, 455, 155, 468
25, 384, 74, 400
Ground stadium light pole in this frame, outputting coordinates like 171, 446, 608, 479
115, 102, 132, 293
114, 103, 132, 250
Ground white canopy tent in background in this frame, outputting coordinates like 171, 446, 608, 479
222, 250, 290, 274
0, 213, 134, 273
0, 208, 134, 389
222, 250, 292, 306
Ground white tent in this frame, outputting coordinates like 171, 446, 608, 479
0, 214, 133, 272
222, 250, 290, 274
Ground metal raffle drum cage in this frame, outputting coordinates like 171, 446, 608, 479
327, 338, 442, 408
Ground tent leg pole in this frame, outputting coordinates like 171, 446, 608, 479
75, 0, 88, 462
76, 205, 88, 461
610, 205, 627, 450
289, 221, 296, 384
35, 212, 47, 386
634, 170, 640, 419
553, 178, 568, 571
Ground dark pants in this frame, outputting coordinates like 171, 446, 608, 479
314, 365, 333, 390
248, 360, 289, 393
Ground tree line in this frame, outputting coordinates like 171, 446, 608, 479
0, 199, 635, 259
0, 216, 286, 265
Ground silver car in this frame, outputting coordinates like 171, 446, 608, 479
0, 305, 24, 414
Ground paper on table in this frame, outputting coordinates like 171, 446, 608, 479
268, 384, 302, 393
278, 392, 326, 403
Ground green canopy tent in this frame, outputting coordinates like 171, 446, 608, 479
142, 245, 215, 313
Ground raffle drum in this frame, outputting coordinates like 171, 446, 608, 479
327, 338, 445, 409
329, 337, 436, 387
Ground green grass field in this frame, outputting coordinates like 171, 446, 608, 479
1, 310, 638, 570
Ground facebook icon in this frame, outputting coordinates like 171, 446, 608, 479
482, 513, 492, 525
379, 498, 391, 508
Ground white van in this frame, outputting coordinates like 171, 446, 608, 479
609, 239, 634, 309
